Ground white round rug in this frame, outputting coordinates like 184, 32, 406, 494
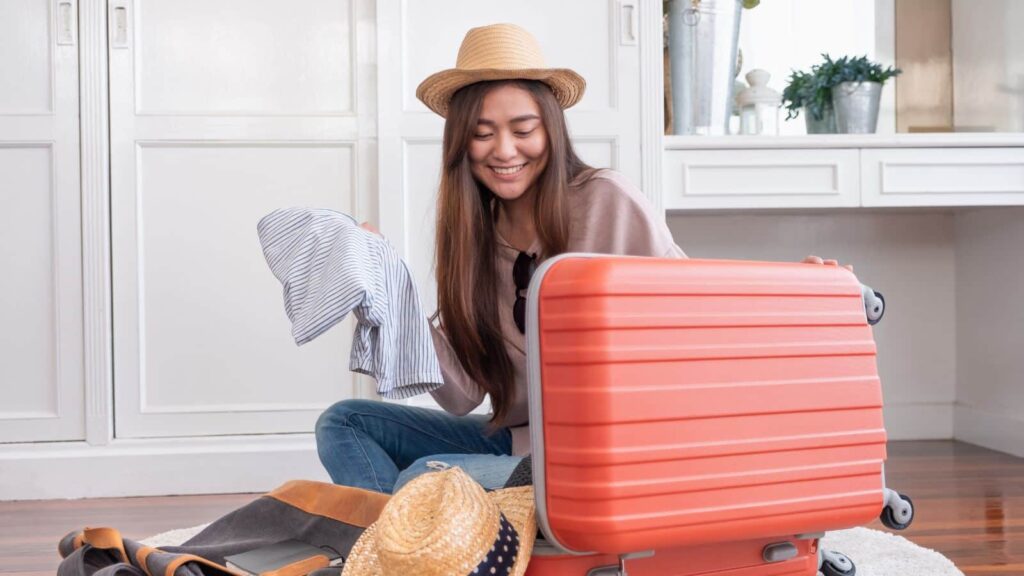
820, 527, 964, 576
143, 525, 963, 575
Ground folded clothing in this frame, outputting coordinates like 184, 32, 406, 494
257, 207, 443, 399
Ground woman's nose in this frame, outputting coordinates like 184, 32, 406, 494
493, 132, 517, 161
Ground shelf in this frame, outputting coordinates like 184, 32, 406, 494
664, 144, 1024, 210
664, 133, 1024, 150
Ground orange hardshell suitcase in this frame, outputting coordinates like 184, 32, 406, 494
522, 255, 913, 576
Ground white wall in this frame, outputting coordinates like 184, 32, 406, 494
666, 211, 958, 440
954, 208, 1024, 457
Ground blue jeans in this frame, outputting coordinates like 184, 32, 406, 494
315, 399, 523, 494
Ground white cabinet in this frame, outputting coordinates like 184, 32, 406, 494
107, 0, 377, 438
1, 0, 653, 498
664, 138, 1024, 210
862, 147, 1024, 207
664, 148, 860, 209
0, 0, 84, 443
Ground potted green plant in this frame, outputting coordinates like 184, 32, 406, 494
781, 67, 835, 134
782, 54, 900, 134
827, 55, 901, 133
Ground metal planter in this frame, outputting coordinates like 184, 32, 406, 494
804, 106, 837, 134
668, 0, 742, 135
832, 81, 882, 134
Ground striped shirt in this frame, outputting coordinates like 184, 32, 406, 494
257, 207, 443, 399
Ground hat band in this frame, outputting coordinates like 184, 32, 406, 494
468, 512, 520, 575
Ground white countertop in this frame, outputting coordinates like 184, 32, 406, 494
664, 133, 1024, 150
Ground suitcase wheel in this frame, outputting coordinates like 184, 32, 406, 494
880, 492, 915, 530
860, 285, 885, 325
866, 290, 885, 325
818, 549, 856, 576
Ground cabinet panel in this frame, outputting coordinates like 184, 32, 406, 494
664, 149, 860, 209
0, 0, 52, 113
112, 141, 362, 438
110, 0, 377, 438
129, 144, 354, 418
862, 148, 1024, 206
0, 0, 83, 443
135, 0, 355, 115
1, 148, 57, 414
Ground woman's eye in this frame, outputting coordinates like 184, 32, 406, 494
474, 133, 493, 139
514, 129, 535, 137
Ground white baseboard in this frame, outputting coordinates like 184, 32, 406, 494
0, 434, 330, 501
954, 403, 1024, 458
883, 401, 954, 440
1, 401, 962, 501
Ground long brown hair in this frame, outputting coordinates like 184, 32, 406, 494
434, 80, 595, 427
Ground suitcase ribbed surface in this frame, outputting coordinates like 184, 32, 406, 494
536, 258, 887, 554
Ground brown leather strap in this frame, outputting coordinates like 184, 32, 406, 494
262, 554, 329, 576
82, 527, 129, 564
266, 480, 390, 528
135, 545, 157, 576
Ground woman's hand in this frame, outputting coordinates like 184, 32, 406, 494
802, 254, 854, 272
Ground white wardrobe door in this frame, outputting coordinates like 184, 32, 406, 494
109, 0, 378, 438
0, 0, 84, 443
377, 0, 643, 411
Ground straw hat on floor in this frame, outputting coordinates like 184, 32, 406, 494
342, 466, 536, 576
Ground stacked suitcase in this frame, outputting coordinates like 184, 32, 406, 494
523, 255, 914, 576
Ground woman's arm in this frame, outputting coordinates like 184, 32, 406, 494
428, 322, 486, 415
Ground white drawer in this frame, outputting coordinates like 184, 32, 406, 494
862, 148, 1024, 207
663, 148, 860, 210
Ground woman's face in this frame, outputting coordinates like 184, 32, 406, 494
468, 85, 550, 203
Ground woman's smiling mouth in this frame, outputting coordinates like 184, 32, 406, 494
491, 163, 526, 176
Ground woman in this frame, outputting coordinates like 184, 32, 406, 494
315, 24, 679, 494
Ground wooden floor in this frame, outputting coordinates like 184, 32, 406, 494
1, 440, 1021, 575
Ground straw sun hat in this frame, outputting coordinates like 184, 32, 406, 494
342, 466, 537, 576
416, 23, 586, 118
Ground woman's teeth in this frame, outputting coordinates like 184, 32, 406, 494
492, 164, 525, 175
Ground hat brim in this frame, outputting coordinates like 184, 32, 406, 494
342, 486, 536, 576
416, 67, 585, 118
